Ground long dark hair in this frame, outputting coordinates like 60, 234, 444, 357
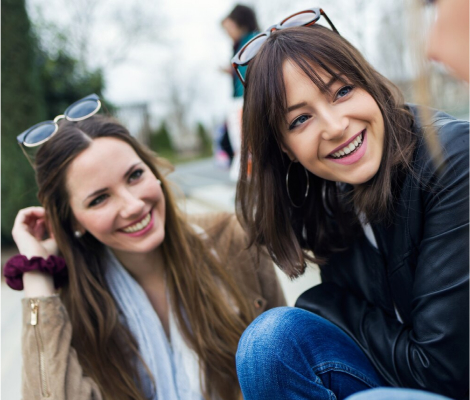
35, 115, 255, 400
236, 25, 417, 278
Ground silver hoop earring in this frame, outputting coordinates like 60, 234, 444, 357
286, 161, 310, 208
74, 230, 83, 238
157, 179, 162, 185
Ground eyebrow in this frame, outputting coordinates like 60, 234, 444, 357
286, 76, 340, 113
287, 101, 307, 113
83, 161, 143, 204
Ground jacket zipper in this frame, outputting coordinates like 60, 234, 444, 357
30, 299, 50, 397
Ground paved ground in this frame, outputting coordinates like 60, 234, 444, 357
1, 158, 321, 399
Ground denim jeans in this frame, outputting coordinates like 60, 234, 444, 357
236, 307, 384, 400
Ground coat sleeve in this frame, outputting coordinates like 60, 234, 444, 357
22, 295, 102, 400
189, 212, 287, 311
228, 214, 287, 310
223, 215, 286, 313
250, 242, 287, 310
297, 119, 469, 399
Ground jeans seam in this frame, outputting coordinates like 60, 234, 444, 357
313, 361, 380, 389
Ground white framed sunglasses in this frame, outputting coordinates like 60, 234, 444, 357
17, 94, 101, 147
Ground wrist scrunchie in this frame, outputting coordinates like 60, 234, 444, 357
3, 255, 68, 291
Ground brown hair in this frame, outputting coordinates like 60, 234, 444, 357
35, 115, 254, 400
236, 25, 417, 278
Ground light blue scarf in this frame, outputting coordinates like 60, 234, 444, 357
104, 248, 202, 400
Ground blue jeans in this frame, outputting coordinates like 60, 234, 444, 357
236, 307, 384, 400
237, 307, 457, 400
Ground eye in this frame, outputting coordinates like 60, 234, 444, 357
335, 85, 354, 100
289, 114, 311, 130
89, 194, 108, 207
129, 168, 144, 182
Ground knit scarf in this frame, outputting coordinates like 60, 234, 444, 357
104, 248, 203, 400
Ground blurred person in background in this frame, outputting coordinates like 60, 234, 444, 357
221, 4, 260, 180
213, 121, 234, 169
233, 7, 469, 400
5, 95, 285, 400
425, 0, 469, 83
407, 0, 469, 189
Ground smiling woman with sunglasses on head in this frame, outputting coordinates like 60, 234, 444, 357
6, 95, 286, 400
233, 7, 469, 400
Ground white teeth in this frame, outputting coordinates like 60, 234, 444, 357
122, 212, 151, 233
330, 132, 364, 159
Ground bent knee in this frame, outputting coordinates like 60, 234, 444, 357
238, 307, 307, 347
236, 307, 326, 366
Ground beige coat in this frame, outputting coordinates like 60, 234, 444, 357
21, 213, 286, 399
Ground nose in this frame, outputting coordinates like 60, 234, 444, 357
119, 189, 145, 220
319, 106, 348, 141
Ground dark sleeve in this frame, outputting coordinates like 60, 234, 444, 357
297, 120, 469, 399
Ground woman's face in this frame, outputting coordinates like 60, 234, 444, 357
426, 0, 469, 82
280, 61, 385, 186
222, 18, 245, 42
67, 137, 166, 256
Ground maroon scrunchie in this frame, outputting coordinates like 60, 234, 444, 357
3, 255, 68, 291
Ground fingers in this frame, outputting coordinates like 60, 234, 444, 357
16, 206, 46, 216
32, 219, 48, 241
11, 207, 45, 245
11, 207, 55, 259
13, 207, 46, 228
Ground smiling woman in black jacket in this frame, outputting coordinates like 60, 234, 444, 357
233, 8, 469, 400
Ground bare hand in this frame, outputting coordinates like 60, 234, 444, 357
219, 65, 233, 75
12, 207, 58, 259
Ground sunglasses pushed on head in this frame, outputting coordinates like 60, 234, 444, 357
231, 8, 339, 87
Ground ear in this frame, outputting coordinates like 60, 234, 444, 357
280, 143, 296, 162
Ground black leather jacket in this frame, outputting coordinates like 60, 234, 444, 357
296, 106, 469, 399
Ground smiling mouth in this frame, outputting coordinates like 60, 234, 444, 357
328, 130, 365, 159
121, 212, 152, 233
